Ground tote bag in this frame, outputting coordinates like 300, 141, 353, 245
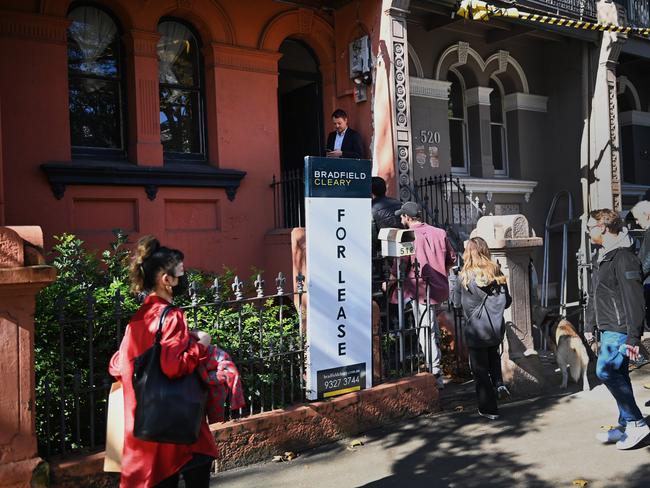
132, 305, 207, 444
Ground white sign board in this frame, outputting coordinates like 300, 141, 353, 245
304, 156, 372, 400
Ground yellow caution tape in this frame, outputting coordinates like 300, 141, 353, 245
456, 0, 650, 36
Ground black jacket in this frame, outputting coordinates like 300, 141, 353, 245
371, 195, 402, 257
585, 246, 645, 346
638, 227, 650, 284
325, 128, 364, 159
452, 277, 511, 348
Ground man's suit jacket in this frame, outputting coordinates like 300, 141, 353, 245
326, 128, 364, 159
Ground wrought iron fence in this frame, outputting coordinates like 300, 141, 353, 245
372, 256, 468, 381
518, 0, 597, 19
37, 273, 306, 458
410, 175, 485, 253
271, 168, 305, 229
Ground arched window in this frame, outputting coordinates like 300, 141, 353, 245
489, 79, 508, 176
157, 20, 205, 161
448, 71, 468, 174
67, 5, 125, 158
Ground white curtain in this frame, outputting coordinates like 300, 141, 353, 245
157, 21, 192, 85
68, 7, 117, 74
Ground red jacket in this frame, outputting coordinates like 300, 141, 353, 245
108, 295, 219, 487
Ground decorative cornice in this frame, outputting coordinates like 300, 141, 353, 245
40, 162, 247, 202
504, 93, 548, 113
409, 77, 451, 100
460, 177, 538, 197
0, 12, 69, 45
619, 110, 650, 127
125, 30, 160, 58
206, 43, 282, 74
466, 86, 493, 107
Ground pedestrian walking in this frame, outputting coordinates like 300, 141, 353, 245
453, 237, 511, 420
584, 209, 650, 450
630, 200, 650, 329
394, 201, 456, 388
108, 236, 218, 487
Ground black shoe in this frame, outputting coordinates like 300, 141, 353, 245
478, 410, 500, 420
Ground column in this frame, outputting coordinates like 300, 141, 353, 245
124, 30, 163, 166
0, 227, 56, 487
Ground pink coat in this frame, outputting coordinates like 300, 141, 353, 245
396, 223, 456, 305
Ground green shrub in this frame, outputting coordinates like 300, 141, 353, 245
34, 232, 302, 457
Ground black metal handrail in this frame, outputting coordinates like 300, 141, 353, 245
271, 169, 305, 229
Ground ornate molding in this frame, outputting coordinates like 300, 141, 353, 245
207, 43, 282, 74
466, 86, 493, 107
409, 77, 451, 100
0, 12, 69, 45
41, 162, 247, 202
459, 177, 538, 197
504, 93, 548, 113
391, 17, 412, 201
618, 110, 650, 127
607, 72, 622, 211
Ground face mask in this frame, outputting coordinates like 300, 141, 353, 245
172, 274, 189, 299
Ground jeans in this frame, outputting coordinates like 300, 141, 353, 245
411, 302, 441, 375
596, 330, 645, 426
468, 346, 502, 415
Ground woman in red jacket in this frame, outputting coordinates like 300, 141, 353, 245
109, 236, 218, 487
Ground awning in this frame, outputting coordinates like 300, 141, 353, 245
455, 0, 650, 36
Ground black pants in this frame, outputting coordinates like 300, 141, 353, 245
154, 457, 212, 488
468, 345, 502, 415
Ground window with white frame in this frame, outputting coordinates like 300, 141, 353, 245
447, 71, 468, 174
489, 79, 508, 176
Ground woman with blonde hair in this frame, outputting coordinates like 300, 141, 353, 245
453, 236, 511, 419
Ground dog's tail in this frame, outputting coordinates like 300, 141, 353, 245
568, 337, 589, 383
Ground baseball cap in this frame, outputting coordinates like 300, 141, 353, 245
395, 201, 421, 218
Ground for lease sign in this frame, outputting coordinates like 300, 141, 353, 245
304, 156, 372, 400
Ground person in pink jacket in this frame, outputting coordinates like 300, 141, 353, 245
395, 201, 456, 387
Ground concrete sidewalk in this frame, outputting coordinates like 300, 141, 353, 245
211, 364, 650, 488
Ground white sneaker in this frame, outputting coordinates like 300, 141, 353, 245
596, 426, 625, 444
616, 421, 650, 450
435, 375, 445, 390
496, 385, 510, 400
478, 410, 499, 420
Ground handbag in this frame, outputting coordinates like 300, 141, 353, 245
132, 305, 207, 444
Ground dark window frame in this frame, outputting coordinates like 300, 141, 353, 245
447, 70, 469, 175
67, 2, 128, 161
488, 79, 508, 176
157, 17, 208, 164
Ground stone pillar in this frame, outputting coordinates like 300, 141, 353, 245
471, 215, 546, 395
0, 227, 56, 487
385, 0, 413, 201
124, 30, 163, 166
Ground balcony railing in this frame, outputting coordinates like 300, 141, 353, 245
518, 0, 597, 20
625, 0, 650, 27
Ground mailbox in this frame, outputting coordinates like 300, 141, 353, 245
378, 228, 415, 257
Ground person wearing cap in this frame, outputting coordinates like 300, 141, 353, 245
394, 201, 456, 387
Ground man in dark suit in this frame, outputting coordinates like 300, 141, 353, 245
325, 108, 364, 159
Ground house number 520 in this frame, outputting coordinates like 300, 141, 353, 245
419, 130, 440, 144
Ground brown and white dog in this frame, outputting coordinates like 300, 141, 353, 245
551, 319, 590, 391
